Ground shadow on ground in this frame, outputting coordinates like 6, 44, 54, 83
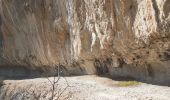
0, 65, 170, 87
99, 74, 170, 87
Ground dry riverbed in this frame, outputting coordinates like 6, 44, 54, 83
0, 75, 170, 100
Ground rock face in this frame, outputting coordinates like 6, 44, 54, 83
0, 0, 170, 83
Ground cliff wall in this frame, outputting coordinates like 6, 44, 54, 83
0, 0, 170, 83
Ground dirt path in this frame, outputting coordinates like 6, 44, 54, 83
0, 75, 170, 100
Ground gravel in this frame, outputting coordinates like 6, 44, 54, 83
1, 75, 170, 100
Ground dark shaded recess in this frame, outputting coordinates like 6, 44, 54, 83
0, 15, 3, 50
0, 80, 4, 87
118, 58, 124, 68
0, 65, 41, 79
0, 65, 66, 80
107, 62, 170, 86
93, 57, 170, 86
0, 63, 84, 80
94, 59, 109, 75
146, 64, 154, 78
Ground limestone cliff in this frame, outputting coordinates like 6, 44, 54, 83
0, 0, 169, 83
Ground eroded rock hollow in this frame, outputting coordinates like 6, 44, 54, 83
0, 0, 170, 84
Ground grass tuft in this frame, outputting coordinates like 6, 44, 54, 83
115, 81, 141, 87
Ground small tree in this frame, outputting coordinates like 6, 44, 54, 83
47, 64, 71, 100
9, 64, 72, 100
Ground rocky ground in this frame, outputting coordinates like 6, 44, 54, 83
0, 75, 170, 100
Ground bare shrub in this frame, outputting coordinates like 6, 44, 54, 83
9, 64, 73, 100
46, 64, 72, 100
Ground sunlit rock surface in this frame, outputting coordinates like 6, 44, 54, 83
0, 0, 169, 83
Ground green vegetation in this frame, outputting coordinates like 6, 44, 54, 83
115, 81, 141, 87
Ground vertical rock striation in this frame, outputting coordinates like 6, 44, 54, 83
0, 0, 169, 83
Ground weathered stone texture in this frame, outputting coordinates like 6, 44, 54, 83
0, 0, 170, 83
